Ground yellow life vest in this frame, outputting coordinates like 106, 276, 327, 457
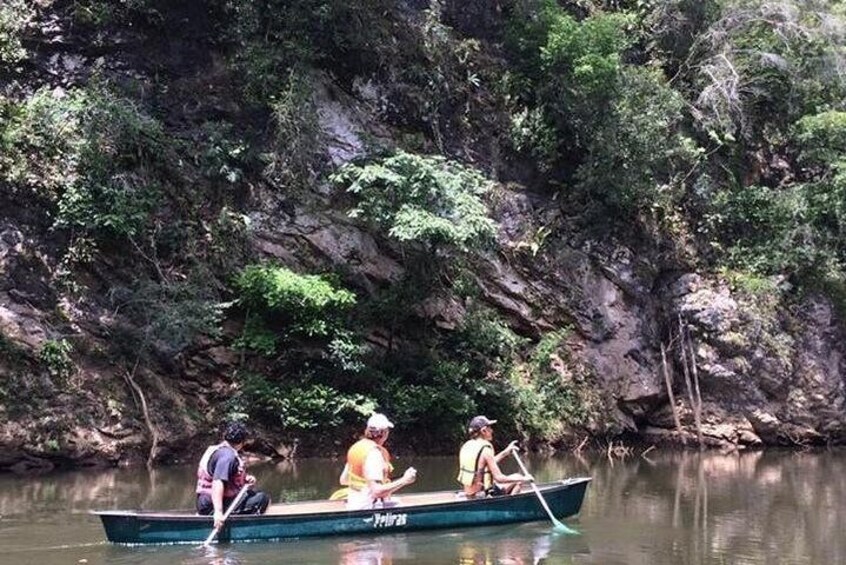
346, 438, 392, 491
457, 438, 494, 490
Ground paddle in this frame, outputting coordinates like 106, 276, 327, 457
329, 487, 349, 501
202, 484, 251, 547
512, 450, 578, 534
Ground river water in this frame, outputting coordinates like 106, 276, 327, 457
0, 449, 843, 564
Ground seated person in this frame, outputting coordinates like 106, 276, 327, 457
339, 413, 417, 510
196, 422, 270, 528
457, 415, 531, 498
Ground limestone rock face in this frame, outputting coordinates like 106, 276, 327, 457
2, 3, 846, 473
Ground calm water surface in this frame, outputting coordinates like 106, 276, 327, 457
0, 449, 843, 564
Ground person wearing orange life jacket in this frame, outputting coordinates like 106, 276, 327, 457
457, 415, 531, 498
339, 413, 417, 510
196, 421, 270, 529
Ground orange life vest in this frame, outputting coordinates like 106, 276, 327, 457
346, 438, 392, 491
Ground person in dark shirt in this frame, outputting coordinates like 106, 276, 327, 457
195, 422, 270, 528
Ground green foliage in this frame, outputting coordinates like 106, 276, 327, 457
0, 89, 84, 197
196, 121, 250, 185
505, 0, 698, 220
39, 339, 74, 381
720, 268, 781, 297
233, 372, 376, 430
0, 0, 32, 64
381, 358, 480, 443
795, 111, 846, 166
326, 330, 369, 373
220, 0, 394, 101
575, 66, 700, 213
540, 8, 635, 106
333, 151, 497, 251
509, 329, 596, 440
508, 1, 635, 124
705, 183, 817, 273
264, 72, 322, 189
71, 0, 161, 27
452, 303, 526, 363
706, 107, 846, 281
234, 317, 279, 356
688, 0, 846, 141
110, 274, 229, 355
235, 265, 356, 339
0, 85, 168, 240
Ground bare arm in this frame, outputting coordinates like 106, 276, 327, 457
339, 463, 350, 486
211, 479, 225, 529
481, 450, 528, 485
368, 468, 417, 498
494, 441, 519, 464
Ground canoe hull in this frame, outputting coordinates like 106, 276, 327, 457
95, 478, 590, 545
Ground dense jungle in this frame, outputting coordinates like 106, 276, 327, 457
1, 0, 845, 472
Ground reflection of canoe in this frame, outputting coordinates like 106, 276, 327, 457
93, 478, 591, 545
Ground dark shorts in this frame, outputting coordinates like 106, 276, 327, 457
196, 490, 270, 515
485, 484, 507, 497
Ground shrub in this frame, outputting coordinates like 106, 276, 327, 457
0, 89, 84, 198
0, 85, 169, 240
264, 72, 322, 189
196, 121, 250, 185
110, 274, 229, 355
505, 0, 698, 221
689, 0, 846, 142
574, 66, 699, 215
452, 303, 525, 363
795, 111, 846, 167
381, 359, 478, 443
220, 0, 395, 97
0, 0, 32, 64
39, 339, 74, 381
233, 317, 279, 356
508, 329, 597, 440
234, 372, 376, 430
235, 265, 356, 339
71, 0, 161, 27
333, 151, 497, 252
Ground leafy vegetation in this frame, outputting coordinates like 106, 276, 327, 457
0, 85, 168, 240
39, 339, 75, 381
235, 264, 356, 339
334, 151, 497, 252
219, 0, 395, 100
5, 0, 846, 456
230, 372, 376, 431
0, 0, 32, 64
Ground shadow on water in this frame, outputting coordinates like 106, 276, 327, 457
2, 449, 846, 563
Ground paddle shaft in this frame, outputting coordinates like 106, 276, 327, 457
202, 483, 251, 546
511, 451, 567, 529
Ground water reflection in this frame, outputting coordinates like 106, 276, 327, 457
2, 450, 846, 564
330, 527, 586, 565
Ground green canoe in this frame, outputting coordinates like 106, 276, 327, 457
93, 477, 591, 545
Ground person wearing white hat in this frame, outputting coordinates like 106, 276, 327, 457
339, 412, 417, 510
457, 415, 531, 498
